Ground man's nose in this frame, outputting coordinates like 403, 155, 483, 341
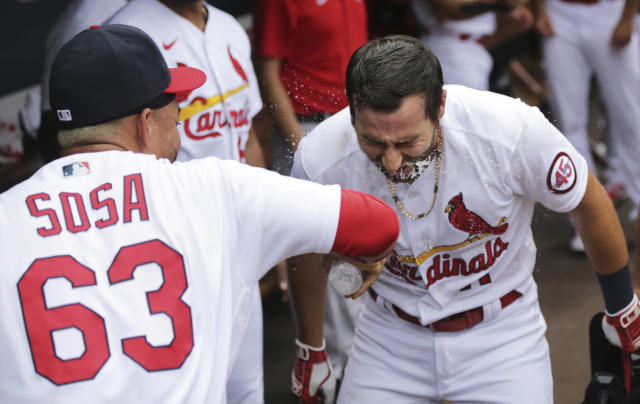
381, 147, 403, 172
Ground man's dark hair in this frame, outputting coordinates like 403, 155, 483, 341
345, 35, 443, 122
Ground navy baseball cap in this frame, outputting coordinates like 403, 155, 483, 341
50, 24, 205, 129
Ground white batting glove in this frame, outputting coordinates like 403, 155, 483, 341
291, 339, 336, 404
602, 295, 640, 353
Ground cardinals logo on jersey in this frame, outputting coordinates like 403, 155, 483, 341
386, 192, 510, 289
178, 47, 252, 140
445, 193, 508, 238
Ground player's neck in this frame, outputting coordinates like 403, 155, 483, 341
61, 143, 128, 157
161, 0, 207, 32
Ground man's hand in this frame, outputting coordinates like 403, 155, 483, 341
509, 5, 534, 30
611, 18, 633, 48
291, 339, 336, 404
535, 8, 554, 36
602, 295, 640, 353
322, 254, 387, 300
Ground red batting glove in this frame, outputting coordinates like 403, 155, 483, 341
291, 339, 336, 404
602, 295, 640, 353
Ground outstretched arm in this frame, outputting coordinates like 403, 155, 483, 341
288, 189, 398, 403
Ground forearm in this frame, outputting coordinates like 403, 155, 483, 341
621, 0, 639, 23
257, 57, 305, 151
635, 205, 640, 276
288, 254, 327, 347
570, 170, 629, 275
288, 189, 400, 346
532, 0, 545, 14
244, 125, 266, 168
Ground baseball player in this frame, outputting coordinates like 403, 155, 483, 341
288, 35, 640, 403
108, 2, 267, 402
535, 0, 640, 252
38, 0, 128, 163
412, 0, 532, 90
0, 25, 400, 404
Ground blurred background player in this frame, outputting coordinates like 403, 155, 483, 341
109, 1, 267, 403
252, 0, 369, 397
535, 0, 640, 253
412, 0, 533, 90
38, 0, 128, 163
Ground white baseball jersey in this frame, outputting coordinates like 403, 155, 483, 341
41, 0, 128, 112
108, 0, 263, 163
412, 1, 496, 37
0, 151, 340, 403
292, 85, 588, 324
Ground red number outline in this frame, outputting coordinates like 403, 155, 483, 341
108, 239, 194, 371
17, 239, 193, 385
17, 255, 110, 385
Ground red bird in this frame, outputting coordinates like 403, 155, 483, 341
445, 193, 508, 238
228, 46, 248, 82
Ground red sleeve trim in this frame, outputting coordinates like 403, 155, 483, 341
330, 189, 400, 261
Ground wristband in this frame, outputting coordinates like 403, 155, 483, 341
597, 264, 634, 314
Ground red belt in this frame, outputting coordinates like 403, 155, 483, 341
560, 0, 600, 4
457, 34, 489, 46
368, 288, 522, 332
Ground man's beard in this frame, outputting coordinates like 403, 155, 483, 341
375, 148, 436, 183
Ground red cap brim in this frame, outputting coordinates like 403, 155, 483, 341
165, 66, 206, 94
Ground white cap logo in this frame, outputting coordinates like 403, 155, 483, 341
57, 110, 72, 121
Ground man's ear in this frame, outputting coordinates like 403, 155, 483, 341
438, 89, 447, 120
135, 108, 153, 150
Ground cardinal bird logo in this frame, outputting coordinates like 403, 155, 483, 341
445, 193, 508, 238
228, 46, 248, 82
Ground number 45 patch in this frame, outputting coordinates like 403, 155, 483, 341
546, 152, 577, 194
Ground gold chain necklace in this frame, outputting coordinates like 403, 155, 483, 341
386, 126, 443, 220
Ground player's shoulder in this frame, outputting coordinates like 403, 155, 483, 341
296, 107, 361, 181
442, 85, 539, 147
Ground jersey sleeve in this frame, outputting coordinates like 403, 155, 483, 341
253, 0, 295, 58
505, 104, 588, 212
220, 160, 340, 284
291, 138, 311, 181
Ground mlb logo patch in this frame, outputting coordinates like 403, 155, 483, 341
63, 161, 91, 177
57, 109, 72, 121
